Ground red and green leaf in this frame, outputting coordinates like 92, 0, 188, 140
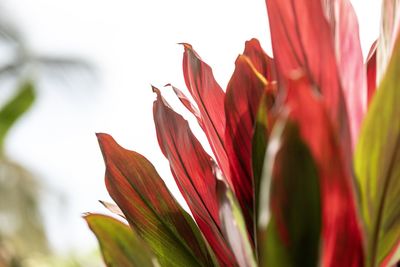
224, 53, 268, 238
217, 179, 257, 267
242, 38, 276, 82
264, 0, 352, 153
181, 44, 230, 181
85, 214, 156, 267
355, 33, 400, 267
323, 0, 367, 150
284, 74, 364, 267
258, 120, 322, 267
152, 87, 237, 266
96, 133, 217, 267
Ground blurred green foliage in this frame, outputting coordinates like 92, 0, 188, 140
0, 8, 97, 267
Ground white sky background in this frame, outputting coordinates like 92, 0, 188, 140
2, 0, 380, 256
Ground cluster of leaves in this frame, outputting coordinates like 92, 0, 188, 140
86, 0, 400, 266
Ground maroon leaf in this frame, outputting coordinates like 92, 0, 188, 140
152, 87, 237, 266
181, 44, 230, 183
96, 133, 216, 267
284, 74, 364, 267
265, 0, 352, 151
224, 54, 267, 239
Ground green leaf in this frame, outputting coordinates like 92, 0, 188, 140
96, 133, 217, 267
355, 33, 400, 267
258, 120, 321, 267
252, 93, 270, 219
217, 179, 257, 267
85, 213, 156, 267
0, 81, 35, 151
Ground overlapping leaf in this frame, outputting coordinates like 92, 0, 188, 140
284, 74, 364, 267
152, 87, 236, 266
217, 179, 256, 267
323, 0, 367, 150
264, 0, 352, 154
258, 120, 321, 267
224, 53, 267, 238
85, 214, 156, 267
181, 44, 230, 182
96, 133, 216, 267
355, 33, 400, 267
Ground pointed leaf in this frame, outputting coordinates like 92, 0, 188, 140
85, 213, 156, 267
355, 33, 400, 267
264, 0, 352, 151
258, 120, 321, 267
181, 44, 230, 181
165, 84, 204, 130
242, 38, 276, 82
224, 54, 267, 238
97, 133, 216, 267
0, 81, 35, 151
285, 74, 364, 267
152, 87, 236, 266
99, 200, 125, 219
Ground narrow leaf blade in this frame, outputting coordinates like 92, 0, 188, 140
181, 44, 230, 181
0, 81, 35, 150
153, 87, 236, 266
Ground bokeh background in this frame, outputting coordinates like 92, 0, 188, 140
0, 0, 380, 266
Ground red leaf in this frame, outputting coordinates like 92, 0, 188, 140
323, 0, 367, 150
152, 87, 237, 266
285, 74, 364, 267
96, 133, 215, 267
367, 41, 377, 106
165, 84, 205, 130
265, 0, 351, 150
181, 44, 230, 182
224, 54, 267, 238
242, 38, 276, 82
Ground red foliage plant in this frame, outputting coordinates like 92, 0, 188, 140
85, 0, 400, 266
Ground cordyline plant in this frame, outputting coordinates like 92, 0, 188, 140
84, 0, 400, 266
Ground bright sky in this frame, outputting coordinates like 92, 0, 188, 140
3, 0, 380, 256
